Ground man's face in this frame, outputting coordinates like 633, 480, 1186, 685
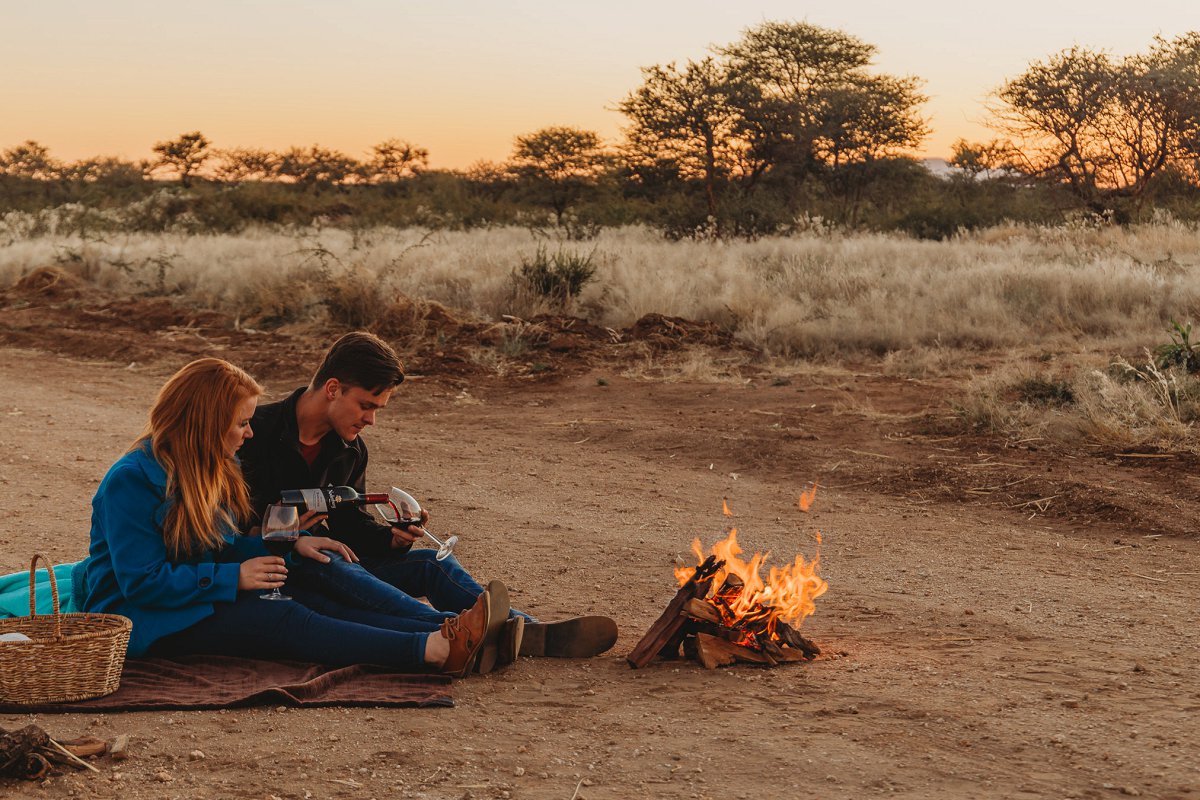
326, 381, 392, 441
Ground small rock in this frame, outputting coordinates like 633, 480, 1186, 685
328, 733, 341, 742
1132, 662, 1146, 673
1121, 787, 1141, 796
516, 745, 528, 754
514, 766, 525, 776
154, 771, 174, 782
1062, 699, 1080, 708
188, 750, 205, 761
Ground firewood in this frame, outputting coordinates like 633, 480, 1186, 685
680, 597, 723, 626
656, 627, 689, 660
0, 725, 51, 775
627, 555, 723, 668
717, 574, 744, 593
53, 736, 108, 759
18, 752, 51, 781
775, 620, 821, 658
694, 633, 774, 670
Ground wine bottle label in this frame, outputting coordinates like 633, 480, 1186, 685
299, 488, 329, 513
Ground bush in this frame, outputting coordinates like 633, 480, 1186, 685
516, 245, 596, 304
1154, 320, 1200, 373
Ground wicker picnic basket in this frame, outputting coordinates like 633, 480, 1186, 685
0, 554, 131, 704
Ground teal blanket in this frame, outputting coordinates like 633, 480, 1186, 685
0, 563, 80, 617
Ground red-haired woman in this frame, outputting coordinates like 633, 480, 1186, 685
76, 358, 495, 676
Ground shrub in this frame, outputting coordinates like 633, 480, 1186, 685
1154, 320, 1200, 373
516, 245, 596, 305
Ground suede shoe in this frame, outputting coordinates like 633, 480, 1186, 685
519, 616, 617, 658
474, 580, 511, 675
440, 589, 491, 678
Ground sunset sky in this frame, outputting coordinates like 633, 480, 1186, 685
3, 1, 1195, 170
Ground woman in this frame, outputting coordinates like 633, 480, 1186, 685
77, 357, 495, 676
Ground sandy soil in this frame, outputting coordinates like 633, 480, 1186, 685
1, 294, 1199, 799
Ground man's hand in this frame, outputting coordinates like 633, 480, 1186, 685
298, 510, 328, 531
389, 509, 429, 549
295, 537, 358, 564
239, 556, 288, 590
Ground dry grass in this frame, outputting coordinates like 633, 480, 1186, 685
3, 220, 1200, 359
952, 354, 1200, 453
4, 217, 1199, 449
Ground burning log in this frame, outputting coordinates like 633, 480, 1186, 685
626, 555, 723, 668
630, 492, 828, 670
694, 633, 775, 669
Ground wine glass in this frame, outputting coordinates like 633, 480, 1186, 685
375, 487, 458, 561
260, 503, 299, 601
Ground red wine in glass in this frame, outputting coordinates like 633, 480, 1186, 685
260, 504, 299, 601
263, 534, 299, 558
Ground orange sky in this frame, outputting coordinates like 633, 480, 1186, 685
3, 1, 1195, 169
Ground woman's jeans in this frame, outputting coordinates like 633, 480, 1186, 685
148, 591, 435, 669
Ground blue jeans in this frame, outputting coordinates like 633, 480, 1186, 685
288, 551, 458, 624
148, 591, 431, 669
295, 548, 535, 622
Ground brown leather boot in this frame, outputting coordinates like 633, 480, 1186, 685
439, 590, 491, 678
519, 616, 617, 658
474, 580, 515, 675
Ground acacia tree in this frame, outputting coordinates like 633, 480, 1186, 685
618, 57, 749, 219
0, 140, 58, 179
212, 147, 279, 183
509, 126, 607, 224
367, 139, 429, 183
991, 35, 1200, 207
813, 74, 928, 166
277, 146, 360, 187
720, 21, 925, 179
151, 131, 211, 187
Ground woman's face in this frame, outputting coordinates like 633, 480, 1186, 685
224, 394, 258, 456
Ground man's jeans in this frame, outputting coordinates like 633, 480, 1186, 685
291, 548, 535, 622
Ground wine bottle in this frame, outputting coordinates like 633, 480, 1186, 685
278, 486, 389, 514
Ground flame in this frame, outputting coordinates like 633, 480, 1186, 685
798, 482, 818, 512
674, 492, 828, 638
722, 498, 732, 517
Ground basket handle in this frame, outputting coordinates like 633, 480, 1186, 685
27, 553, 63, 641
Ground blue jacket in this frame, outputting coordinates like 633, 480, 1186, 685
78, 444, 267, 656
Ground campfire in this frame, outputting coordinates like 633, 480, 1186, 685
628, 491, 828, 670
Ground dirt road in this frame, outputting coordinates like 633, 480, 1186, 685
1, 347, 1197, 800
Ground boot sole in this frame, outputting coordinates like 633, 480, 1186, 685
475, 580, 510, 675
519, 616, 618, 658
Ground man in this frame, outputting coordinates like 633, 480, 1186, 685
239, 331, 617, 673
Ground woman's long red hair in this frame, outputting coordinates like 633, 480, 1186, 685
131, 358, 262, 560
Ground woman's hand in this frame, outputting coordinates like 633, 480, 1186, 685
294, 536, 358, 564
239, 556, 288, 590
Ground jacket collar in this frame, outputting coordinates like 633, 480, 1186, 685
280, 386, 357, 453
132, 441, 169, 490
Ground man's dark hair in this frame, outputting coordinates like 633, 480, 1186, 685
312, 331, 405, 393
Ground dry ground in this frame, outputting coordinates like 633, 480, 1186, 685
1, 308, 1199, 799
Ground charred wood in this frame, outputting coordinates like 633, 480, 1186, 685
627, 555, 723, 668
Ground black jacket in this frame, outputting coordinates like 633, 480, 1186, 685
239, 387, 396, 557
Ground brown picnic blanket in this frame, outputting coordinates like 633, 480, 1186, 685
0, 655, 452, 713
